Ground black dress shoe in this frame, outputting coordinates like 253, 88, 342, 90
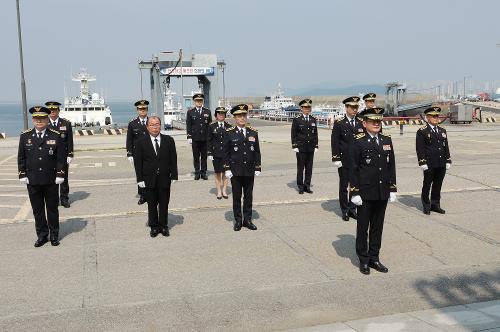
304, 188, 313, 194
359, 263, 370, 275
431, 206, 445, 214
369, 261, 389, 273
34, 237, 49, 248
222, 195, 229, 199
138, 196, 146, 205
50, 237, 60, 246
217, 196, 222, 200
342, 211, 349, 221
423, 208, 430, 215
298, 189, 304, 194
234, 221, 242, 231
348, 210, 358, 220
243, 221, 257, 230
161, 228, 170, 237
61, 200, 70, 208
201, 174, 208, 180
194, 174, 200, 180
150, 229, 160, 237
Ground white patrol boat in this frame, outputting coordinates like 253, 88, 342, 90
259, 83, 299, 114
60, 69, 112, 127
163, 88, 182, 129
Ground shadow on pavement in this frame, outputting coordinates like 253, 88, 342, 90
224, 209, 260, 223
321, 200, 343, 218
331, 234, 358, 267
70, 191, 90, 203
397, 194, 423, 212
59, 218, 87, 240
168, 213, 184, 230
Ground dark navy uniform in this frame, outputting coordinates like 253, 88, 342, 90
126, 115, 148, 199
331, 97, 364, 218
208, 120, 231, 173
18, 108, 66, 245
48, 116, 73, 204
224, 105, 261, 230
416, 107, 451, 214
349, 107, 396, 274
186, 95, 212, 178
291, 99, 318, 193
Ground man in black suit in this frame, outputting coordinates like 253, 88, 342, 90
46, 101, 74, 208
186, 93, 212, 180
126, 100, 149, 205
331, 96, 364, 221
416, 106, 452, 215
18, 106, 66, 247
134, 116, 178, 237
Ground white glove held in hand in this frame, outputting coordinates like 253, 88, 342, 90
67, 157, 73, 164
351, 195, 363, 206
333, 161, 343, 168
55, 177, 65, 185
187, 138, 192, 144
171, 180, 176, 184
19, 177, 29, 184
446, 163, 451, 170
128, 156, 134, 164
225, 170, 233, 179
137, 181, 146, 188
389, 192, 397, 202
208, 155, 214, 161
420, 164, 429, 171
254, 171, 261, 176
293, 148, 299, 153
314, 148, 318, 152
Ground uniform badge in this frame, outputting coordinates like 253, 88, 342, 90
60, 126, 66, 130
27, 139, 32, 144
250, 146, 254, 151
358, 128, 364, 132
49, 149, 54, 155
47, 140, 56, 145
442, 133, 447, 138
427, 134, 431, 138
365, 158, 371, 164
234, 146, 238, 151
61, 133, 66, 138
248, 136, 255, 142
383, 144, 391, 151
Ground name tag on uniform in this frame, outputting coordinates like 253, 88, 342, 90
442, 133, 447, 138
383, 144, 391, 151
248, 136, 255, 142
47, 140, 56, 145
60, 126, 66, 131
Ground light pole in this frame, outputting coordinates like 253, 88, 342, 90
16, 0, 28, 130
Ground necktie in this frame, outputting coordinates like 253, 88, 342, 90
53, 121, 57, 127
305, 116, 309, 122
240, 129, 245, 138
38, 132, 42, 139
350, 119, 354, 127
375, 136, 379, 146
154, 138, 160, 155
142, 120, 145, 126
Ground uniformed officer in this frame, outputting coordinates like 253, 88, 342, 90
208, 106, 231, 199
186, 93, 212, 180
349, 107, 397, 275
331, 96, 364, 221
362, 93, 377, 111
45, 101, 74, 208
126, 100, 149, 205
224, 104, 261, 231
291, 98, 318, 194
18, 106, 66, 247
416, 106, 451, 215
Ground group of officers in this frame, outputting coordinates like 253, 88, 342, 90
18, 93, 452, 275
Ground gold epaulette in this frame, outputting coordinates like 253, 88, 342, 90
336, 117, 345, 122
22, 128, 33, 134
226, 126, 235, 132
49, 128, 60, 135
381, 133, 391, 138
419, 125, 427, 130
246, 125, 257, 131
355, 133, 365, 139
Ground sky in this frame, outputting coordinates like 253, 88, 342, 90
1, 0, 499, 102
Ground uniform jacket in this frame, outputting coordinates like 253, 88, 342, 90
416, 124, 451, 168
291, 114, 318, 153
49, 117, 74, 157
17, 128, 66, 185
349, 132, 397, 201
331, 116, 364, 166
223, 125, 261, 177
126, 117, 148, 157
208, 121, 231, 158
186, 107, 212, 141
134, 134, 178, 188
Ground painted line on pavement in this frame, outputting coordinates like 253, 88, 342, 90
13, 199, 32, 221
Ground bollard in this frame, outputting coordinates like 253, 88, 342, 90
399, 121, 404, 135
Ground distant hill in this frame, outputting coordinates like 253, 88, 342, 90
288, 84, 386, 96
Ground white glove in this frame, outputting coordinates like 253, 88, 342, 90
187, 138, 192, 144
137, 181, 146, 188
208, 155, 214, 161
171, 180, 176, 184
55, 177, 65, 185
254, 171, 261, 176
314, 148, 318, 152
225, 170, 233, 179
389, 192, 397, 202
351, 195, 363, 206
293, 148, 299, 153
128, 156, 134, 165
333, 161, 343, 168
19, 177, 29, 184
67, 157, 73, 164
420, 164, 429, 171
446, 163, 451, 170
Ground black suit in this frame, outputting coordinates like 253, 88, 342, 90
331, 116, 364, 213
126, 116, 148, 197
416, 124, 451, 210
18, 128, 66, 239
134, 134, 178, 230
49, 118, 73, 202
349, 133, 397, 264
291, 114, 318, 190
186, 107, 212, 175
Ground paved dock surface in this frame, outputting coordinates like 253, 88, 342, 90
1, 119, 499, 331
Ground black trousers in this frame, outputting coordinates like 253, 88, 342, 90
296, 151, 314, 189
356, 199, 388, 264
421, 167, 446, 209
59, 164, 69, 201
192, 140, 208, 174
338, 167, 354, 213
145, 184, 171, 230
231, 176, 255, 222
27, 183, 59, 238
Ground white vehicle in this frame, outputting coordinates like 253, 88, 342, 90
259, 83, 299, 113
163, 88, 183, 129
60, 69, 112, 127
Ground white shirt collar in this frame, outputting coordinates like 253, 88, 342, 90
367, 132, 378, 139
428, 123, 436, 130
237, 126, 246, 134
218, 121, 225, 126
36, 128, 46, 136
51, 117, 59, 125
139, 116, 147, 122
346, 115, 355, 122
